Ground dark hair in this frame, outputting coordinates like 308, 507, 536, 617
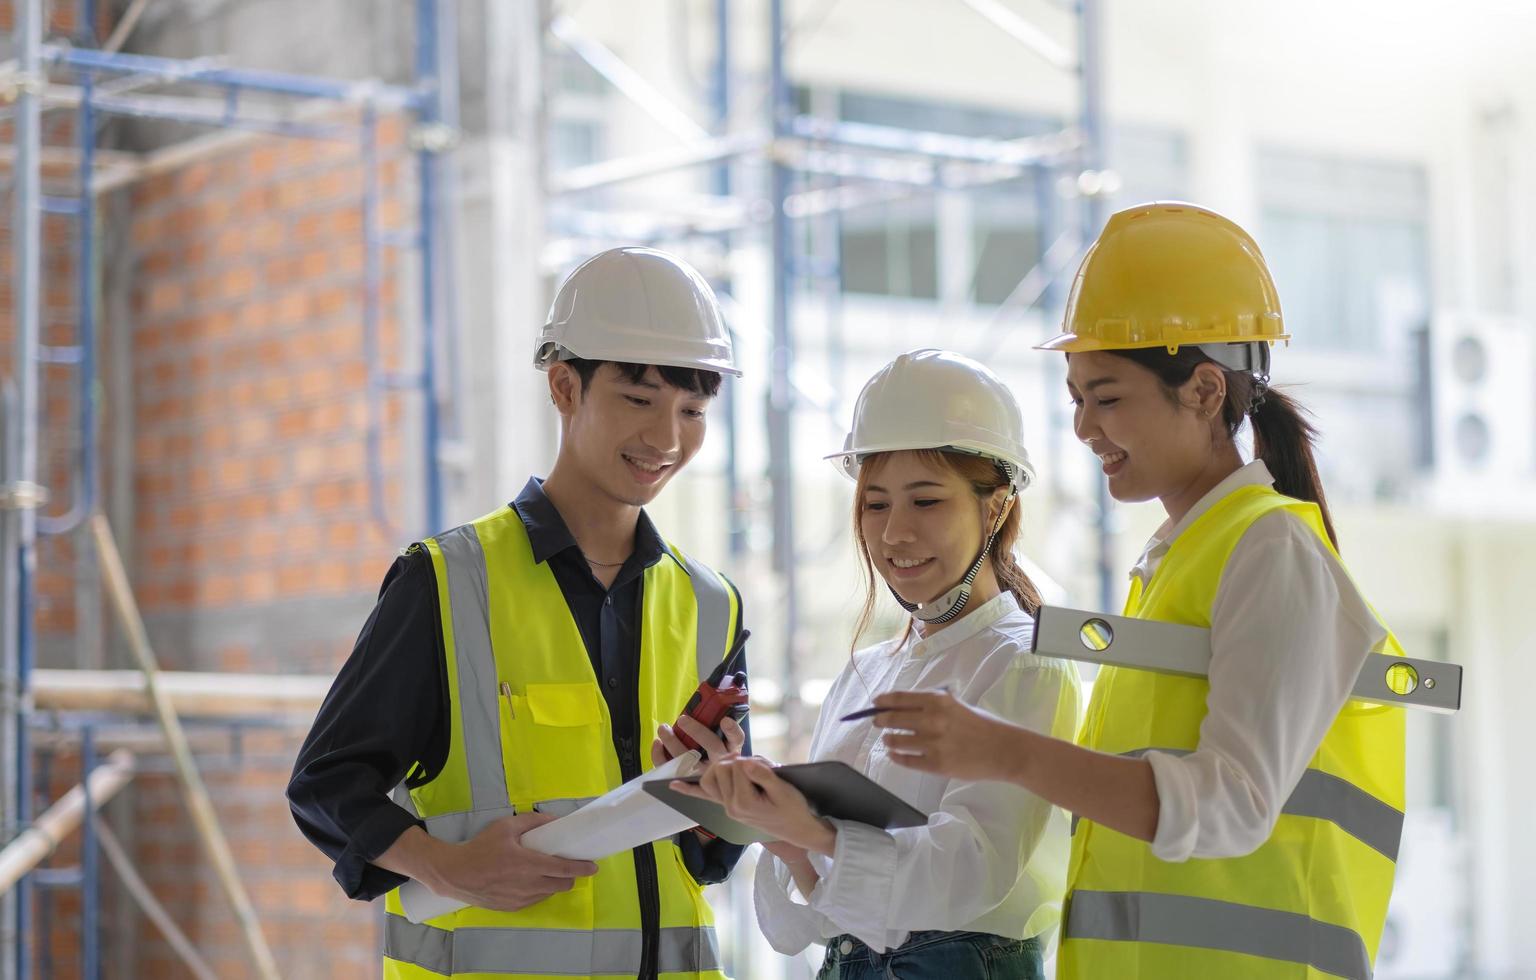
563, 358, 722, 398
1104, 347, 1338, 549
850, 449, 1042, 650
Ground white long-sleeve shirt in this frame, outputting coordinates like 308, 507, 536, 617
753, 592, 1082, 955
1137, 460, 1389, 863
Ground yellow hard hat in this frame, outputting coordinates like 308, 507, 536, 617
1038, 201, 1289, 354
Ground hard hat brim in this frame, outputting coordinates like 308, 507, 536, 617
533, 340, 742, 378
825, 441, 1034, 491
1034, 331, 1290, 355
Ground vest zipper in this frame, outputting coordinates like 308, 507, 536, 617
618, 733, 660, 980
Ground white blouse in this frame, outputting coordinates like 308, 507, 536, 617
1136, 460, 1390, 862
753, 592, 1082, 954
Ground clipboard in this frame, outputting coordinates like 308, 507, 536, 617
642, 760, 928, 845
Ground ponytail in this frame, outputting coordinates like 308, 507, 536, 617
991, 548, 1043, 617
1246, 387, 1337, 548
1106, 347, 1340, 551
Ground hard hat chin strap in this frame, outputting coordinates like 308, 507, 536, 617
892, 487, 1016, 626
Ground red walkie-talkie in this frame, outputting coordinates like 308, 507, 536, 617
675, 628, 751, 754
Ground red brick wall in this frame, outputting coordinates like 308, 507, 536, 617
126, 116, 411, 620
31, 734, 379, 980
125, 739, 379, 980
110, 118, 417, 976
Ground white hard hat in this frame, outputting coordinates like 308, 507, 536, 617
828, 349, 1034, 491
534, 247, 740, 377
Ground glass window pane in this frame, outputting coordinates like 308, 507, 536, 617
1259, 151, 1429, 351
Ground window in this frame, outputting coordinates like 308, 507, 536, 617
970, 214, 1042, 306
1108, 125, 1189, 205
839, 199, 940, 299
811, 90, 1186, 308
548, 52, 607, 172
827, 91, 1058, 305
1257, 150, 1430, 352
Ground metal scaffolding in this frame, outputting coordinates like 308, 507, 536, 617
4, 0, 1106, 975
532, 3, 1108, 974
541, 0, 1111, 766
1, 0, 460, 975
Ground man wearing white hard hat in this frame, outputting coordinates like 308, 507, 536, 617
290, 247, 750, 980
669, 349, 1081, 979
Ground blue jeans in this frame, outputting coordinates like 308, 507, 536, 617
816, 931, 1045, 980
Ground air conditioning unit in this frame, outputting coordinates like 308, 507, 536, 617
1427, 312, 1535, 484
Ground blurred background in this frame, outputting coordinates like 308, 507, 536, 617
2, 0, 1534, 976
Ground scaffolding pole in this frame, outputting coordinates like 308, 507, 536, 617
710, 0, 749, 566
29, 668, 329, 717
536, 0, 1106, 725
91, 515, 280, 980
766, 0, 802, 737
1077, 0, 1114, 611
415, 0, 449, 536
0, 750, 134, 896
91, 817, 217, 980
7, 3, 45, 978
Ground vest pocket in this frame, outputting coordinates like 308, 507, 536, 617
500, 681, 612, 803
525, 682, 604, 727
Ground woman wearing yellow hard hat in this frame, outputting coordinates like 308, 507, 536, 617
869, 203, 1406, 979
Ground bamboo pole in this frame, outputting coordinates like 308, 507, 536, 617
0, 750, 134, 893
31, 668, 330, 717
90, 514, 281, 980
92, 817, 218, 980
30, 726, 309, 757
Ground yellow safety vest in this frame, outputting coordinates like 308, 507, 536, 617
380, 506, 739, 979
1058, 484, 1406, 980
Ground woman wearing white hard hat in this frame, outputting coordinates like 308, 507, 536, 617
869, 204, 1408, 980
669, 349, 1081, 979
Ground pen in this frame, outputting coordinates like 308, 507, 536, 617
839, 705, 889, 722
839, 686, 949, 722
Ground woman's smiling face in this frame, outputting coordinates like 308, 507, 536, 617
1065, 350, 1220, 505
858, 450, 1000, 607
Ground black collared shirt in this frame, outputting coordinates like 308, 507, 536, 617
287, 478, 749, 900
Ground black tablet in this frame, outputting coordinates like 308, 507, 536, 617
642, 760, 929, 845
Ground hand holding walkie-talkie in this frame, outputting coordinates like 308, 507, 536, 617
674, 629, 750, 754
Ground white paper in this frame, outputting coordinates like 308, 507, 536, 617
519, 750, 703, 858
399, 751, 703, 923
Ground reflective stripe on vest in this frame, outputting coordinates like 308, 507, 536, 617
387, 511, 736, 978
435, 523, 508, 817
670, 545, 734, 688
417, 526, 737, 841
417, 796, 598, 843
1059, 485, 1405, 980
1070, 749, 1403, 861
1066, 890, 1373, 980
391, 788, 608, 838
386, 918, 722, 977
